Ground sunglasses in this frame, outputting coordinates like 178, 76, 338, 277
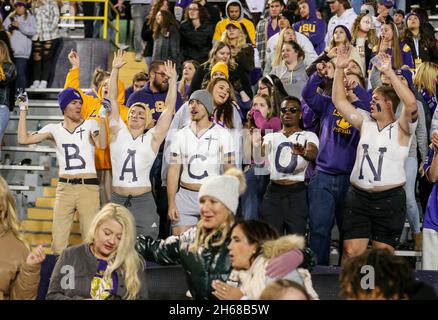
280, 106, 299, 114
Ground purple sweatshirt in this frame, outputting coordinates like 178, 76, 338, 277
126, 82, 184, 121
424, 147, 438, 231
293, 0, 326, 54
302, 73, 370, 175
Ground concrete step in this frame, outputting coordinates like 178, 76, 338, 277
43, 186, 57, 197
0, 165, 46, 171
35, 197, 55, 208
23, 231, 82, 245
27, 207, 53, 220
30, 244, 53, 255
2, 146, 56, 153
9, 115, 64, 121
51, 178, 59, 186
21, 219, 80, 233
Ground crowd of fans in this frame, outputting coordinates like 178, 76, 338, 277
1, 0, 438, 300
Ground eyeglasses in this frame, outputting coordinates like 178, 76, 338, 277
280, 106, 299, 114
154, 71, 168, 78
188, 7, 199, 11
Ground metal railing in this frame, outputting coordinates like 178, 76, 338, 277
59, 0, 120, 45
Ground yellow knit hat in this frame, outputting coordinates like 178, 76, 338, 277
210, 61, 229, 80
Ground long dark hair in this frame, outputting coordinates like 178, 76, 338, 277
183, 1, 209, 24
147, 0, 168, 28
207, 77, 236, 129
153, 10, 178, 40
230, 220, 279, 265
259, 74, 288, 117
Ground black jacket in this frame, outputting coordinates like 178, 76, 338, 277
141, 20, 154, 57
404, 34, 438, 64
203, 2, 221, 25
180, 20, 214, 64
136, 228, 231, 300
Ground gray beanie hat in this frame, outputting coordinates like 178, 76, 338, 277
189, 89, 214, 115
198, 169, 246, 215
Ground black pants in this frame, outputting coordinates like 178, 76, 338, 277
150, 151, 170, 239
261, 181, 308, 236
32, 38, 59, 82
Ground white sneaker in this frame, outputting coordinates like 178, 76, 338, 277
30, 80, 40, 89
135, 53, 142, 62
39, 80, 47, 89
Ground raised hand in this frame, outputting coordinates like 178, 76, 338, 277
327, 47, 338, 59
99, 98, 112, 118
374, 53, 392, 75
335, 45, 351, 69
163, 60, 177, 81
26, 245, 46, 266
316, 61, 328, 77
16, 91, 29, 111
68, 49, 80, 69
112, 49, 127, 69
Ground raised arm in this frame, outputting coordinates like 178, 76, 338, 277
383, 55, 418, 133
108, 49, 127, 125
151, 61, 177, 153
332, 46, 364, 130
17, 92, 52, 145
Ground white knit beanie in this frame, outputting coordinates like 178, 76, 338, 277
198, 169, 246, 215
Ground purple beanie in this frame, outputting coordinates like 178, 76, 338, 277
395, 68, 413, 89
58, 87, 83, 114
333, 25, 352, 42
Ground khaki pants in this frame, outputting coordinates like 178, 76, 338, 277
97, 169, 112, 207
51, 182, 100, 254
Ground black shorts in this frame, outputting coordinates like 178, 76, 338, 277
342, 186, 406, 248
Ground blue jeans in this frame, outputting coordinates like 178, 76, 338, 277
0, 105, 10, 160
351, 0, 363, 14
131, 4, 151, 55
404, 156, 421, 233
241, 165, 270, 220
15, 58, 29, 90
308, 170, 350, 265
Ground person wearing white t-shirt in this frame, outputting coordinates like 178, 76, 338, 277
333, 48, 418, 264
254, 96, 318, 236
168, 89, 236, 235
107, 50, 178, 238
17, 87, 107, 254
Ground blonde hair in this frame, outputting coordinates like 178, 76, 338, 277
128, 102, 153, 130
204, 41, 237, 71
351, 13, 378, 47
0, 176, 29, 249
0, 40, 12, 64
189, 168, 246, 252
273, 27, 294, 68
86, 203, 144, 300
327, 26, 350, 51
413, 61, 438, 95
220, 28, 247, 54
